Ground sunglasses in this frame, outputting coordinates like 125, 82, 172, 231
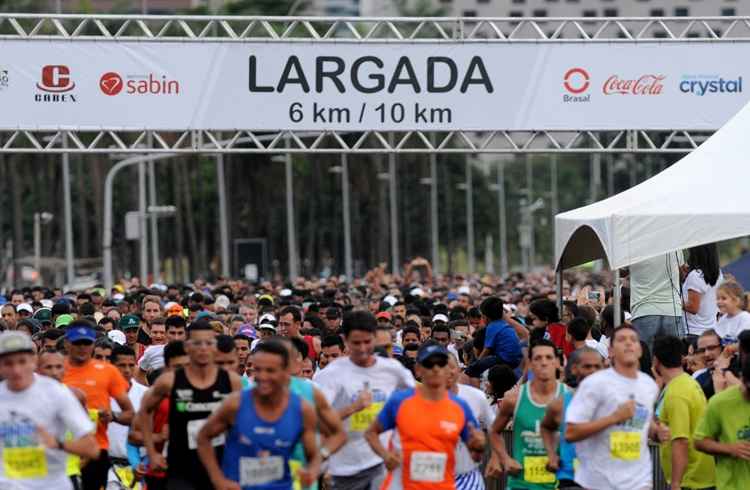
421, 357, 448, 369
696, 344, 721, 354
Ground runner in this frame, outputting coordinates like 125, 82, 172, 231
446, 354, 495, 490
0, 331, 99, 489
313, 310, 415, 490
564, 325, 661, 490
363, 342, 484, 490
540, 347, 604, 490
652, 335, 716, 490
490, 339, 566, 490
196, 339, 321, 490
137, 319, 243, 490
62, 320, 135, 490
694, 356, 750, 490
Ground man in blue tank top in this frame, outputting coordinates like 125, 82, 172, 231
540, 347, 603, 489
196, 339, 321, 490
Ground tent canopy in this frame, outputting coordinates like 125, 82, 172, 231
555, 102, 750, 271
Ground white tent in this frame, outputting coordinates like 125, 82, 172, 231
555, 102, 750, 271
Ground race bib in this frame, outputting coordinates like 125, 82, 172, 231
290, 459, 302, 490
523, 456, 555, 484
573, 457, 580, 472
350, 402, 383, 432
88, 409, 99, 426
3, 447, 48, 479
239, 456, 284, 486
409, 451, 447, 482
186, 419, 226, 450
610, 431, 641, 461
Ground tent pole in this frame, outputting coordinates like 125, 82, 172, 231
555, 268, 563, 314
614, 268, 622, 327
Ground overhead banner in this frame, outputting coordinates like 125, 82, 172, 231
0, 40, 749, 131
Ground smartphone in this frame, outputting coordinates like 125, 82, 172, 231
588, 291, 601, 301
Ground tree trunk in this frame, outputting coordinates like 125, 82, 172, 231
173, 160, 186, 283
181, 159, 198, 279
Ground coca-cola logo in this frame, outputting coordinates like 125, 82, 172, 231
602, 74, 665, 95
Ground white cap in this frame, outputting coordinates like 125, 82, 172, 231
40, 299, 53, 308
107, 330, 127, 345
259, 313, 276, 324
164, 301, 179, 311
410, 287, 425, 298
113, 293, 125, 302
215, 295, 230, 309
458, 285, 471, 295
383, 295, 398, 306
258, 323, 277, 332
432, 313, 449, 324
280, 288, 293, 297
16, 303, 33, 314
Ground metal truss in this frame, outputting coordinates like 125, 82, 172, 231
1, 13, 749, 42
0, 129, 714, 154
0, 13, 740, 153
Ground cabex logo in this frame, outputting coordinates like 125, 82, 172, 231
100, 72, 123, 96
563, 67, 591, 103
37, 65, 75, 92
35, 65, 76, 102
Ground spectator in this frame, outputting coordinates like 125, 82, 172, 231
682, 243, 722, 336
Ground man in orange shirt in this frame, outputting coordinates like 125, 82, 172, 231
364, 342, 485, 490
62, 320, 134, 490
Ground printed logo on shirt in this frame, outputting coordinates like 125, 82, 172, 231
439, 420, 459, 434
253, 426, 275, 435
239, 434, 253, 446
618, 402, 649, 430
737, 425, 750, 441
175, 389, 193, 400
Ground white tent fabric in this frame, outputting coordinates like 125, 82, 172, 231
555, 102, 750, 271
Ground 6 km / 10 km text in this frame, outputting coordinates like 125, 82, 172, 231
288, 102, 452, 124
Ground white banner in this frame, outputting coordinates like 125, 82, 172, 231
0, 40, 749, 131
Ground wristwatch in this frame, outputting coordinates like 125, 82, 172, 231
321, 446, 331, 461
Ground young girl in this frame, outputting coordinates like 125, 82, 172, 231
715, 281, 750, 344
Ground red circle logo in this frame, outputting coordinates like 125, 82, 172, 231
99, 72, 123, 96
563, 67, 590, 94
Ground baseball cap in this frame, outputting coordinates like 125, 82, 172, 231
383, 295, 398, 307
410, 287, 425, 298
280, 288, 293, 297
432, 313, 449, 324
325, 307, 341, 319
55, 314, 74, 328
375, 311, 392, 321
166, 303, 184, 318
40, 299, 53, 308
16, 303, 33, 315
458, 286, 471, 295
258, 322, 277, 333
107, 330, 127, 345
259, 313, 276, 325
237, 324, 258, 339
33, 307, 53, 325
214, 295, 230, 310
120, 314, 140, 330
0, 331, 35, 356
195, 311, 216, 321
65, 325, 96, 343
258, 294, 274, 306
17, 318, 41, 335
416, 343, 449, 365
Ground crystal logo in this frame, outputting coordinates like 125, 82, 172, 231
35, 65, 76, 102
100, 72, 123, 96
36, 65, 75, 93
563, 67, 591, 103
679, 75, 743, 96
0, 68, 8, 91
603, 74, 665, 96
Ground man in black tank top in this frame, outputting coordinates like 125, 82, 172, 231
137, 319, 243, 490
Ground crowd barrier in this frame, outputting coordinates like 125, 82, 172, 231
484, 431, 668, 490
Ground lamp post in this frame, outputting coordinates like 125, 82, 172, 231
33, 212, 53, 285
456, 156, 476, 274
488, 160, 508, 277
329, 157, 353, 281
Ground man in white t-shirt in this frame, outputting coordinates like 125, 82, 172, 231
565, 325, 664, 490
107, 344, 148, 486
313, 311, 415, 490
628, 252, 685, 350
0, 331, 99, 489
447, 354, 494, 490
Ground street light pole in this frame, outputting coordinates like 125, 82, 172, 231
341, 154, 353, 281
216, 151, 230, 278
388, 133, 399, 276
466, 155, 475, 275
62, 133, 75, 286
525, 155, 535, 271
147, 134, 160, 281
497, 161, 508, 277
429, 141, 439, 275
285, 137, 299, 280
138, 161, 148, 283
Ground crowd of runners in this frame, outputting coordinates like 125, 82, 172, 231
1, 249, 750, 490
